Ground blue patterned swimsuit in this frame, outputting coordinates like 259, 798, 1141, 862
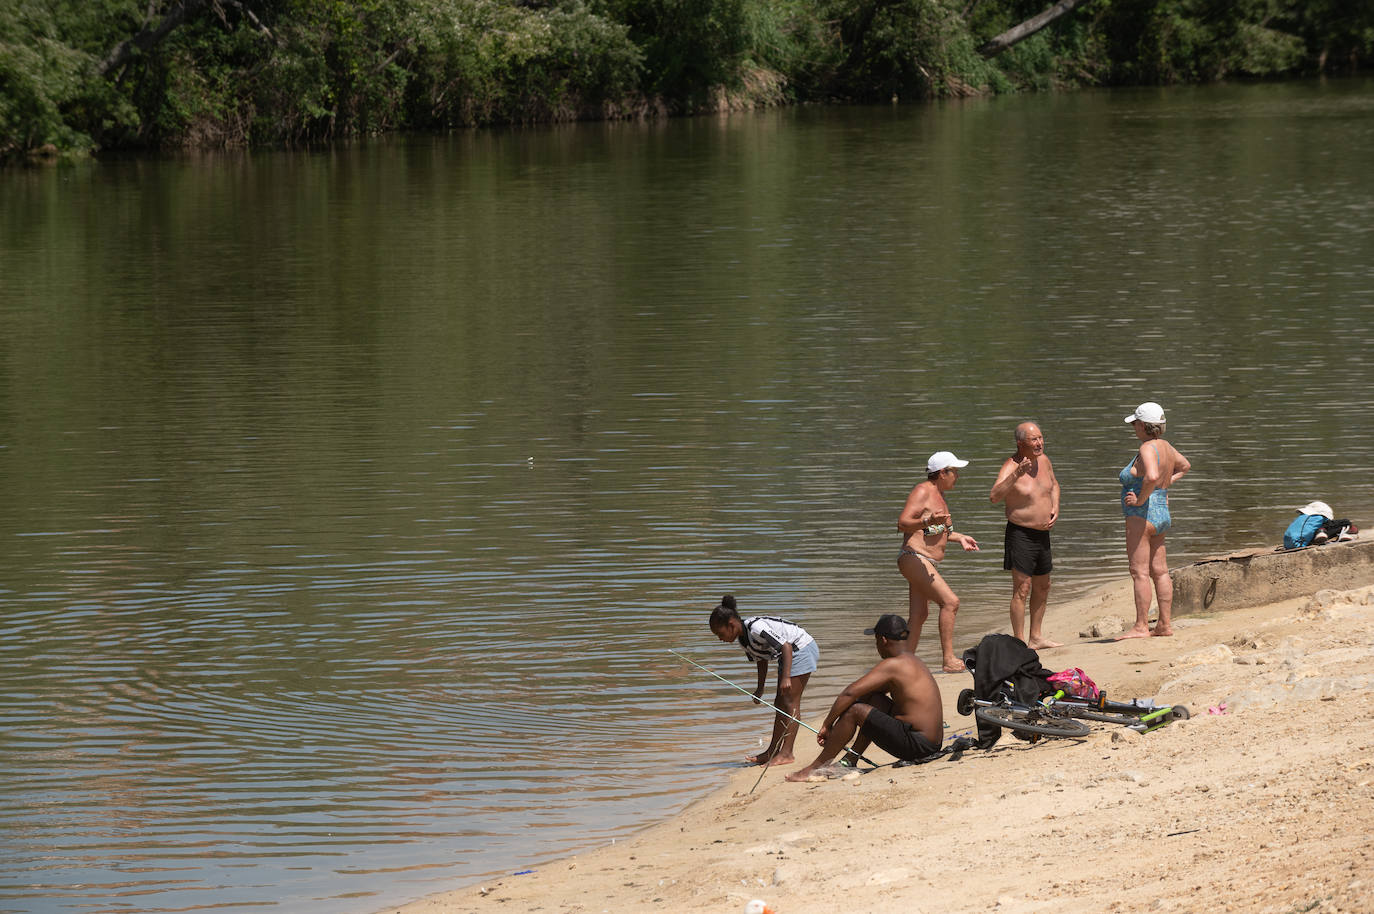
1120, 442, 1171, 534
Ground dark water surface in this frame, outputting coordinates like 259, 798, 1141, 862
2, 78, 1372, 913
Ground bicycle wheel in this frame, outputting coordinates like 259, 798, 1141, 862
975, 706, 1092, 739
1058, 706, 1143, 727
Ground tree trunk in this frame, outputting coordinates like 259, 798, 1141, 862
99, 0, 212, 77
977, 0, 1097, 58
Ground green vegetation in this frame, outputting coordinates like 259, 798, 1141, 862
2, 0, 1370, 159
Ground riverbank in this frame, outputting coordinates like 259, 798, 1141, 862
389, 554, 1374, 914
12, 3, 1368, 161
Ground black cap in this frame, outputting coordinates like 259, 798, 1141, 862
864, 613, 910, 640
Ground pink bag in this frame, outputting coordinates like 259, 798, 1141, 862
1047, 667, 1099, 699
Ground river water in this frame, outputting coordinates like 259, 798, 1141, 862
1, 78, 1372, 913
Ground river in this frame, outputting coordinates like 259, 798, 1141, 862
1, 77, 1371, 913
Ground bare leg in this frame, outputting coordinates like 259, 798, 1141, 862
1008, 569, 1031, 642
1026, 573, 1060, 649
900, 553, 963, 671
900, 555, 931, 651
746, 716, 790, 765
1149, 537, 1173, 636
745, 672, 812, 765
745, 707, 787, 765
937, 602, 962, 673
768, 672, 809, 765
848, 692, 891, 757
785, 703, 871, 782
1115, 517, 1154, 640
907, 584, 930, 652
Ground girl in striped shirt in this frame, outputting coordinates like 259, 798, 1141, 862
708, 593, 820, 766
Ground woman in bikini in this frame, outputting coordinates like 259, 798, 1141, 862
897, 451, 980, 672
1117, 402, 1192, 640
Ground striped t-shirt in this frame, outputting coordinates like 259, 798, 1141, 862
738, 616, 815, 664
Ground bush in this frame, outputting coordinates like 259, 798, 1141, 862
403, 0, 643, 126
0, 4, 97, 156
826, 0, 1002, 101
603, 0, 751, 102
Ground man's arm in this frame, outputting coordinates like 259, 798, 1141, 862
818, 662, 893, 734
1046, 456, 1060, 527
988, 457, 1025, 504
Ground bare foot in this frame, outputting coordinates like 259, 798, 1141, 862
1027, 638, 1063, 650
745, 753, 773, 765
764, 753, 795, 767
1151, 626, 1174, 637
941, 659, 966, 673
1114, 626, 1151, 641
784, 767, 817, 783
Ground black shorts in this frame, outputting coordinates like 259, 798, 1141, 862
859, 708, 941, 762
1003, 521, 1052, 577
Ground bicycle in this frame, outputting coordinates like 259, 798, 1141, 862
956, 687, 1092, 741
1046, 690, 1190, 733
956, 686, 1190, 742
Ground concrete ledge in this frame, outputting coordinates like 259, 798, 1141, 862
1172, 538, 1374, 615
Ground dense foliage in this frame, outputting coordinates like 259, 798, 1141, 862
2, 0, 1370, 159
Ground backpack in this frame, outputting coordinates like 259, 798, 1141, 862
1283, 514, 1325, 549
1047, 667, 1099, 700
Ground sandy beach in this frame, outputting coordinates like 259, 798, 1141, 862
391, 562, 1374, 914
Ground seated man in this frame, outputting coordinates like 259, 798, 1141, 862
785, 614, 943, 781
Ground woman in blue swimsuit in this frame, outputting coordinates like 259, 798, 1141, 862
1117, 402, 1192, 641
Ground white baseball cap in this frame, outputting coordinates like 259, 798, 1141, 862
927, 451, 969, 474
1296, 501, 1333, 520
1124, 402, 1165, 424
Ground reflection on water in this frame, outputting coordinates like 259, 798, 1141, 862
1, 78, 1372, 913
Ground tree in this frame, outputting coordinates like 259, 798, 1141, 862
977, 0, 1097, 57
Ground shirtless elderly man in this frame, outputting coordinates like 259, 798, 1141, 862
785, 614, 943, 781
988, 421, 1061, 650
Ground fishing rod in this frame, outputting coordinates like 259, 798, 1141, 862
669, 649, 878, 768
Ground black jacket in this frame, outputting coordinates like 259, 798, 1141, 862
961, 634, 1055, 748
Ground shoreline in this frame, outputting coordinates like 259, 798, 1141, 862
388, 555, 1374, 914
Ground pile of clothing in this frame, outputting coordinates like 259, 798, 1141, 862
1283, 500, 1359, 550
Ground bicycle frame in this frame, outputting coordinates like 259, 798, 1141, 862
1041, 689, 1190, 733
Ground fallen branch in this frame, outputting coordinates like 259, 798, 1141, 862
977, 0, 1097, 58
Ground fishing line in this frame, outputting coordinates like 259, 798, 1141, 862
670, 649, 878, 768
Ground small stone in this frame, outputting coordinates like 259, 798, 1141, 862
1081, 616, 1126, 638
